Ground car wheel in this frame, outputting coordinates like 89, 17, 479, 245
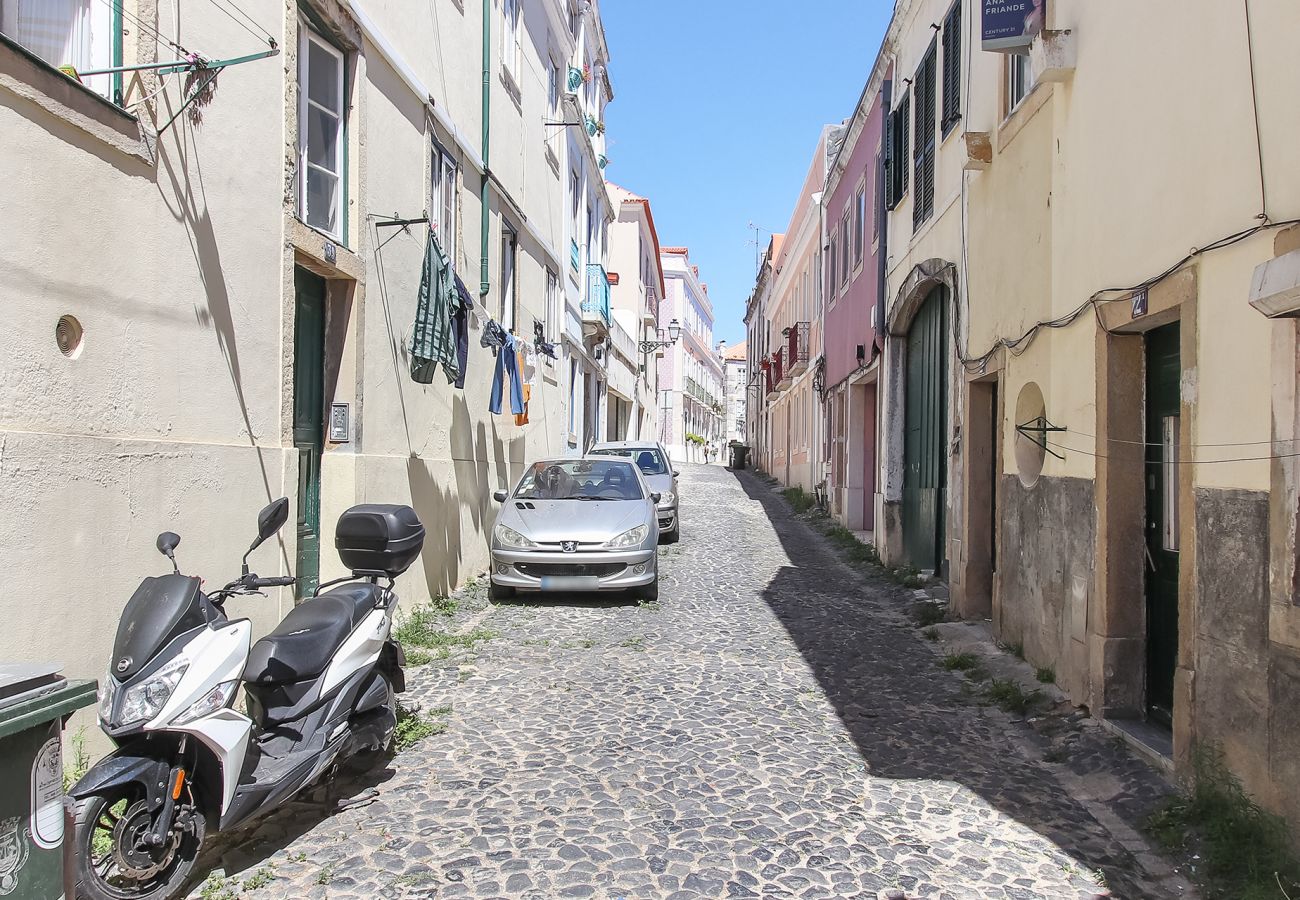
489, 580, 516, 602
635, 574, 659, 602
661, 524, 680, 544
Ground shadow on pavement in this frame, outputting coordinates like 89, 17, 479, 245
730, 466, 1166, 899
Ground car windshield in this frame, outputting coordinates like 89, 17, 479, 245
514, 460, 644, 501
591, 447, 668, 476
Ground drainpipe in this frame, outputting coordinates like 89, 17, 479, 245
479, 0, 491, 298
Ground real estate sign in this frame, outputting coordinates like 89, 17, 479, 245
982, 0, 1044, 51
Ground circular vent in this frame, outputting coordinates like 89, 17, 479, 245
55, 315, 83, 358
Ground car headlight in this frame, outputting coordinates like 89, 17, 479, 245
97, 670, 118, 722
658, 492, 676, 508
175, 680, 238, 726
118, 656, 188, 726
494, 524, 538, 549
605, 525, 649, 549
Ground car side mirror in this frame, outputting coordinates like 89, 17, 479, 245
243, 497, 289, 574
651, 492, 662, 504
156, 532, 181, 574
493, 490, 508, 503
672, 471, 680, 478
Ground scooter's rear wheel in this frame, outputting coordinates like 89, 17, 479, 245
73, 788, 205, 900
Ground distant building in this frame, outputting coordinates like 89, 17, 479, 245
658, 248, 724, 463
719, 341, 748, 446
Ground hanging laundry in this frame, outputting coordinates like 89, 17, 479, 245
409, 230, 462, 386
480, 318, 507, 355
514, 344, 534, 425
489, 333, 525, 415
451, 274, 475, 389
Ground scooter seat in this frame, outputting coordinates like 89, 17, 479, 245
244, 583, 382, 685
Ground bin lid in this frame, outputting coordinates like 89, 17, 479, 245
0, 665, 97, 740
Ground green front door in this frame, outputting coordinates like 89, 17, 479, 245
902, 287, 948, 573
1144, 322, 1181, 727
293, 268, 327, 601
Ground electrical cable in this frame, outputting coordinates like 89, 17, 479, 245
1044, 438, 1300, 466
1242, 0, 1268, 220
94, 0, 188, 55
202, 0, 276, 45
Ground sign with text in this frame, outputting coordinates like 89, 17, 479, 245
982, 0, 1044, 51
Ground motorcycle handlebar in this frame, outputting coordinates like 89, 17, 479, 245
251, 576, 296, 588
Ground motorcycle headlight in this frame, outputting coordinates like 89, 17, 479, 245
119, 656, 188, 726
97, 670, 118, 722
605, 524, 648, 549
494, 524, 538, 549
658, 492, 676, 508
174, 680, 237, 726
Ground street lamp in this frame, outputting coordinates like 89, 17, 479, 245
639, 319, 681, 353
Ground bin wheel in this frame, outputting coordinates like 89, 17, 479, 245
74, 788, 205, 900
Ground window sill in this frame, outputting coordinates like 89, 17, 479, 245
500, 67, 522, 110
0, 34, 152, 164
998, 81, 1051, 154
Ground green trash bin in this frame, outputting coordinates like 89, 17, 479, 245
731, 444, 750, 470
0, 665, 97, 900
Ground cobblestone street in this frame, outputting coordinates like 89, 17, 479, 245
196, 464, 1192, 900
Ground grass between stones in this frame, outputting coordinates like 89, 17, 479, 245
394, 703, 452, 751
782, 486, 816, 513
984, 678, 1041, 715
1036, 666, 1056, 684
942, 652, 980, 672
1146, 745, 1300, 900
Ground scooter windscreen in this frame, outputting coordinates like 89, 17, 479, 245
110, 574, 205, 681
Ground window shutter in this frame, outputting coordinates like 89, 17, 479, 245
942, 3, 962, 133
883, 109, 897, 210
913, 41, 938, 230
898, 93, 910, 199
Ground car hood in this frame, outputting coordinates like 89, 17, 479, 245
498, 499, 650, 543
641, 472, 674, 497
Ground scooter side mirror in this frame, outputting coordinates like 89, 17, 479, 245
156, 532, 181, 574
243, 498, 289, 574
492, 490, 508, 503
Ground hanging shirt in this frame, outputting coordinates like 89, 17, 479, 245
409, 230, 462, 386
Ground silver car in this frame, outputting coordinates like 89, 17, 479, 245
589, 441, 680, 543
489, 457, 661, 601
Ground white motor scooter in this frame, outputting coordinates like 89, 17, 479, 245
69, 498, 425, 900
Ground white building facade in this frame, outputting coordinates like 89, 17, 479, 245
658, 248, 724, 463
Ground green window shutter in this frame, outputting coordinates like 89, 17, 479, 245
898, 93, 910, 200
913, 40, 937, 230
942, 3, 962, 134
883, 106, 897, 210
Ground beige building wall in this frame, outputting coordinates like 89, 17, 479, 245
0, 0, 589, 749
952, 0, 1300, 827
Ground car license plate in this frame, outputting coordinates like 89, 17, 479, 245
540, 575, 600, 592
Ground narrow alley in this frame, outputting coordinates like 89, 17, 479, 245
193, 465, 1189, 900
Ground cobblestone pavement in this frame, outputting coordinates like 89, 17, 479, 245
194, 465, 1192, 900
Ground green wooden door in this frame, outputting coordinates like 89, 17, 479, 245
293, 268, 326, 601
902, 287, 948, 573
1144, 322, 1181, 727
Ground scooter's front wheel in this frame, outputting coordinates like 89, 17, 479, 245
73, 788, 206, 900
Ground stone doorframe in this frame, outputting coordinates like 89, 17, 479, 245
879, 259, 960, 567
1092, 268, 1198, 762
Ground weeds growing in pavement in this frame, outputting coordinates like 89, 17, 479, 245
1036, 666, 1056, 684
199, 875, 238, 900
910, 601, 946, 627
942, 652, 979, 671
984, 678, 1040, 714
923, 626, 940, 641
242, 864, 276, 891
63, 727, 90, 792
405, 648, 434, 667
1146, 745, 1300, 900
782, 487, 816, 513
394, 703, 451, 751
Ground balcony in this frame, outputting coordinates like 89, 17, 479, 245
775, 346, 792, 390
764, 366, 778, 401
787, 322, 810, 377
685, 376, 720, 411
582, 263, 611, 338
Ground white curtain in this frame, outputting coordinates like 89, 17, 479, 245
1, 0, 93, 71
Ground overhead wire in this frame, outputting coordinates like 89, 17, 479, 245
202, 0, 277, 47
1044, 438, 1300, 466
94, 0, 189, 55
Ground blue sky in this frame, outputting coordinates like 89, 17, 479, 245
602, 1, 893, 346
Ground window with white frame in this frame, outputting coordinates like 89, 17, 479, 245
545, 267, 560, 344
500, 222, 517, 331
839, 211, 851, 287
430, 140, 457, 255
1, 0, 114, 98
298, 25, 345, 239
501, 0, 520, 83
1007, 51, 1033, 114
547, 55, 560, 116
854, 186, 866, 266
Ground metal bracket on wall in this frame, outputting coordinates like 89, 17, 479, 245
374, 212, 431, 233
1016, 415, 1067, 461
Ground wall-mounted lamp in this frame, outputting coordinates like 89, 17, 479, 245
639, 318, 681, 353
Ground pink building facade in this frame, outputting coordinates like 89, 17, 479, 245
823, 72, 888, 533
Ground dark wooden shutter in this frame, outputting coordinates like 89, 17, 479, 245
884, 107, 897, 210
942, 3, 962, 133
913, 40, 937, 230
898, 92, 910, 199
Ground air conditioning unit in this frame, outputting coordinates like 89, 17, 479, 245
1250, 249, 1300, 318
